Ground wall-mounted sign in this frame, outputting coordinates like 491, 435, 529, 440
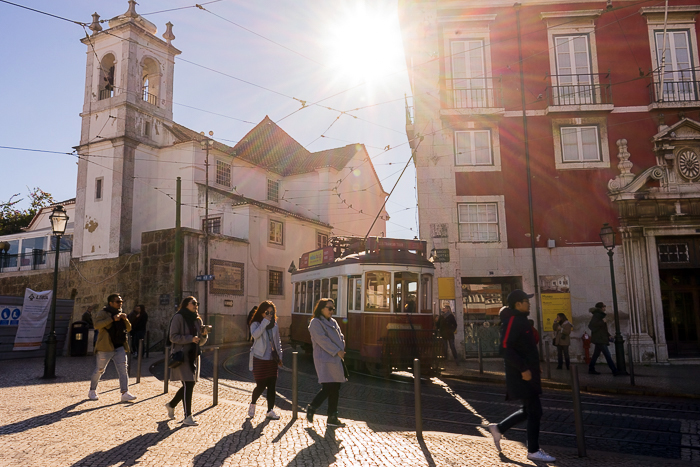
0, 305, 22, 326
539, 274, 572, 332
433, 248, 450, 262
159, 294, 170, 306
210, 259, 244, 295
224, 299, 234, 307
196, 275, 215, 281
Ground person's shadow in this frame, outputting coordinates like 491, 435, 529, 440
0, 401, 120, 436
192, 418, 271, 467
285, 427, 341, 467
70, 421, 180, 466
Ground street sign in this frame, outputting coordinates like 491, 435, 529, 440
433, 248, 450, 263
196, 275, 215, 281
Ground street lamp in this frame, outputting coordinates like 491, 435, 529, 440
199, 131, 214, 326
599, 223, 628, 375
43, 205, 69, 379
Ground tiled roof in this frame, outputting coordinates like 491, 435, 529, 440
166, 117, 361, 176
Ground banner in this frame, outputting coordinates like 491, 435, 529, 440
13, 288, 52, 351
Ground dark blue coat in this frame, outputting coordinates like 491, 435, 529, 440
499, 306, 541, 400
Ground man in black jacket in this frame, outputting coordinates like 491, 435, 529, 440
436, 304, 458, 361
488, 289, 555, 463
588, 302, 617, 375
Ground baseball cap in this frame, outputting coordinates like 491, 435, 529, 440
595, 302, 606, 308
507, 289, 534, 305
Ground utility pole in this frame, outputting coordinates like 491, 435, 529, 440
174, 177, 182, 307
200, 132, 214, 325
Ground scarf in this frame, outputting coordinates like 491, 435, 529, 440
177, 307, 199, 371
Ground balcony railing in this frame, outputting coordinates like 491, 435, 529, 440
98, 88, 114, 100
142, 89, 157, 105
648, 73, 700, 104
546, 73, 612, 107
0, 250, 72, 273
443, 77, 503, 109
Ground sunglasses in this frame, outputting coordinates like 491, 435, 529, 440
264, 310, 272, 315
114, 300, 124, 304
325, 306, 335, 311
190, 301, 199, 306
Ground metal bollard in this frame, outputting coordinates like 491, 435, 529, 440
544, 341, 551, 380
127, 335, 133, 377
477, 335, 483, 374
136, 339, 143, 383
164, 345, 170, 394
292, 352, 299, 420
570, 365, 587, 457
414, 358, 423, 439
146, 330, 150, 358
627, 339, 635, 386
213, 347, 219, 406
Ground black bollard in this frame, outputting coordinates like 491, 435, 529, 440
127, 335, 133, 377
627, 339, 635, 386
477, 335, 483, 374
414, 358, 423, 439
292, 352, 298, 420
570, 365, 587, 457
136, 339, 143, 383
164, 345, 170, 394
544, 341, 551, 379
146, 330, 150, 358
213, 347, 219, 406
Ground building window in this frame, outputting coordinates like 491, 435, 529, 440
458, 203, 499, 242
455, 130, 492, 166
450, 40, 490, 108
267, 179, 279, 202
317, 232, 329, 248
561, 126, 601, 162
658, 244, 690, 263
202, 217, 221, 234
269, 219, 283, 245
654, 30, 696, 102
216, 160, 231, 187
269, 270, 283, 296
95, 177, 103, 201
143, 120, 151, 138
553, 35, 594, 105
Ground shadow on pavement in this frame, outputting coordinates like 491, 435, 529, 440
285, 426, 340, 467
417, 438, 436, 467
0, 401, 120, 435
498, 452, 532, 466
192, 418, 271, 467
70, 421, 181, 467
272, 419, 296, 443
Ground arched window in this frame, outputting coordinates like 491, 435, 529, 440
98, 54, 116, 100
141, 58, 159, 105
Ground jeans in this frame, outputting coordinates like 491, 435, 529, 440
309, 382, 342, 415
251, 376, 277, 411
589, 344, 617, 373
90, 346, 129, 393
557, 345, 570, 368
442, 337, 458, 360
170, 381, 196, 417
497, 395, 543, 453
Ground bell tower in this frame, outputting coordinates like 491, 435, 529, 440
73, 1, 181, 259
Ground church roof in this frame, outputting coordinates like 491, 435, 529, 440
167, 116, 361, 176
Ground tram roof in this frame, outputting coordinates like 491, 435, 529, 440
292, 248, 435, 275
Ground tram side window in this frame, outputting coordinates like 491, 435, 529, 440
365, 271, 391, 312
294, 283, 300, 313
299, 282, 306, 313
330, 277, 340, 313
306, 281, 313, 313
347, 276, 361, 312
321, 278, 329, 299
313, 279, 321, 309
395, 272, 418, 313
421, 274, 433, 313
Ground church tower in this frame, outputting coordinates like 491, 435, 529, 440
73, 1, 181, 259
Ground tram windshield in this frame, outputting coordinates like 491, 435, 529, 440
365, 271, 391, 312
394, 272, 418, 313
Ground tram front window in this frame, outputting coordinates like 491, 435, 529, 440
394, 272, 418, 313
365, 271, 391, 312
420, 274, 433, 313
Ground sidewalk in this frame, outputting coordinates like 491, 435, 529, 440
440, 358, 700, 399
0, 355, 690, 466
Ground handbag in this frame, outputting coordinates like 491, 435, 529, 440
168, 350, 184, 369
268, 330, 281, 364
342, 359, 350, 380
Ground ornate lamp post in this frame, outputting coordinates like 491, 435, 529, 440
43, 205, 69, 379
0, 241, 10, 271
599, 223, 628, 375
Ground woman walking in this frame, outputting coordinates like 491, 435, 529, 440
552, 313, 573, 370
248, 300, 283, 420
165, 296, 209, 426
306, 298, 347, 427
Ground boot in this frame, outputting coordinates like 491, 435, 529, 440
327, 412, 346, 427
306, 405, 315, 422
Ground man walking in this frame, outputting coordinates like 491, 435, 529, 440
88, 294, 137, 402
488, 289, 555, 462
588, 302, 618, 375
436, 304, 458, 362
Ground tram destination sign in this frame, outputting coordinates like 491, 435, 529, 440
299, 246, 335, 269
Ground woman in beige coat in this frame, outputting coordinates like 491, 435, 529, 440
165, 296, 209, 426
552, 313, 572, 370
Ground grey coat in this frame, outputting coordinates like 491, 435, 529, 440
169, 313, 208, 382
308, 316, 346, 383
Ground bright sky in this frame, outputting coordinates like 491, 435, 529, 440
0, 0, 418, 239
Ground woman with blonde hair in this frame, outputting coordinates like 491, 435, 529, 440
248, 300, 283, 420
306, 298, 347, 427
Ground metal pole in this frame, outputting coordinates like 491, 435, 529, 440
203, 138, 211, 326
164, 345, 170, 394
292, 352, 299, 420
544, 341, 551, 379
136, 339, 143, 383
213, 347, 219, 406
414, 358, 423, 438
477, 334, 483, 374
146, 330, 150, 358
127, 335, 133, 377
174, 177, 182, 308
570, 365, 587, 457
627, 339, 635, 386
607, 250, 628, 375
43, 235, 61, 379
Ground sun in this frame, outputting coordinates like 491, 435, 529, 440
327, 6, 404, 83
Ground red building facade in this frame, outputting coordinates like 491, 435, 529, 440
399, 0, 700, 362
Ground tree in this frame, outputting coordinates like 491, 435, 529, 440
0, 188, 55, 236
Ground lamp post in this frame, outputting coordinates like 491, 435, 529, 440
200, 131, 214, 325
43, 205, 69, 379
599, 223, 628, 375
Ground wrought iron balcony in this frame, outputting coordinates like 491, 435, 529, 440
546, 73, 612, 107
443, 77, 503, 109
648, 73, 700, 105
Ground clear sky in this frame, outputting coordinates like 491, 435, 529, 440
0, 0, 419, 239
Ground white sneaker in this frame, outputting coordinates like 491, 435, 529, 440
165, 402, 175, 420
247, 403, 256, 418
182, 415, 198, 426
88, 390, 98, 401
488, 423, 502, 451
120, 391, 137, 402
266, 409, 280, 420
527, 449, 556, 462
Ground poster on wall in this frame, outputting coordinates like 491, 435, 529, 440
539, 275, 572, 332
13, 288, 52, 351
210, 259, 244, 295
0, 304, 22, 326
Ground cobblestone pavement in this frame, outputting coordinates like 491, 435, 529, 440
0, 355, 693, 466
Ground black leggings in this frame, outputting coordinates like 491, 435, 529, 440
309, 382, 342, 415
170, 381, 196, 417
251, 377, 277, 411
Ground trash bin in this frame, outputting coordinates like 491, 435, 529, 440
70, 321, 89, 356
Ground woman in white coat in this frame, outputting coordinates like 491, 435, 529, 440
306, 298, 347, 427
248, 300, 283, 420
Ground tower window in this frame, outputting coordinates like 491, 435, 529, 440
98, 54, 116, 100
141, 58, 160, 106
267, 179, 279, 202
216, 160, 231, 187
95, 177, 103, 201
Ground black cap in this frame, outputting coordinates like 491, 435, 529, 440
595, 302, 606, 309
507, 289, 534, 305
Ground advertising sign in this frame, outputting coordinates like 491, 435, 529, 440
539, 275, 572, 332
13, 288, 52, 351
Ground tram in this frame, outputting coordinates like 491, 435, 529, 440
290, 237, 441, 376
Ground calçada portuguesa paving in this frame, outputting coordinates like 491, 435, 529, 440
0, 356, 689, 466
